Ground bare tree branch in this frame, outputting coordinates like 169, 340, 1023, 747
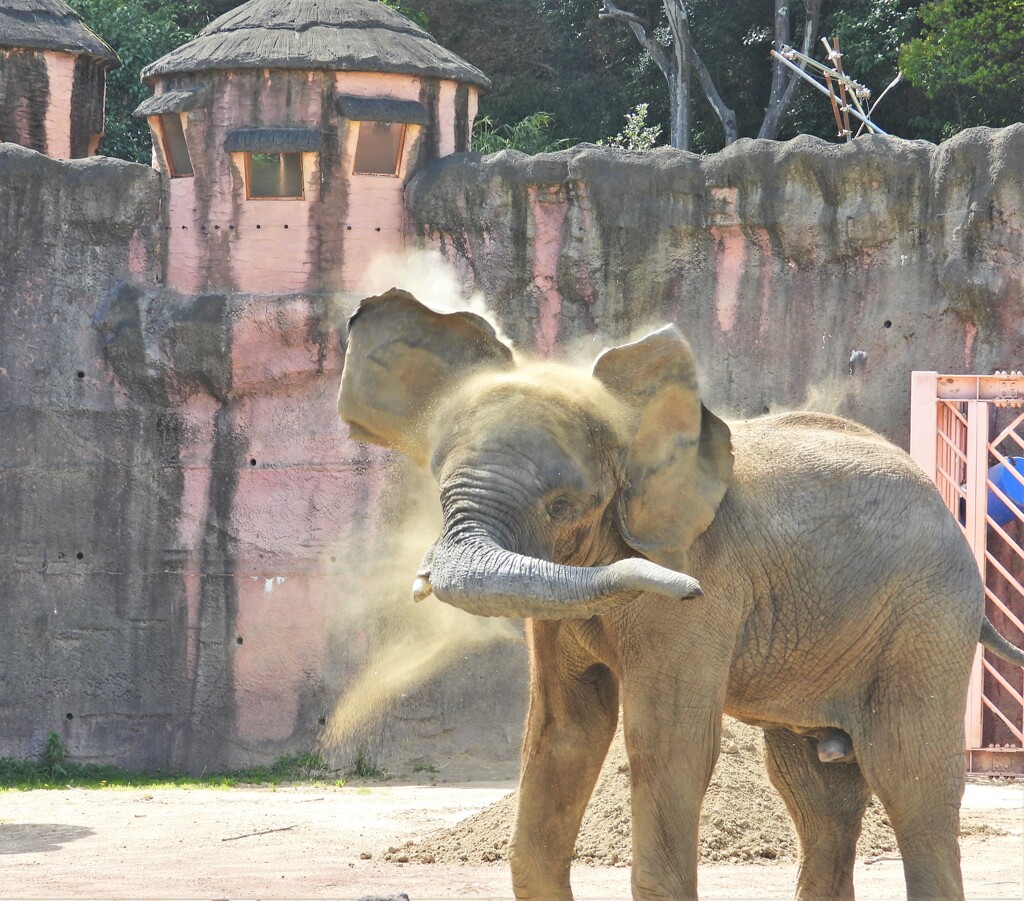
599, 1, 672, 77
601, 0, 691, 149
764, 0, 793, 118
759, 0, 824, 139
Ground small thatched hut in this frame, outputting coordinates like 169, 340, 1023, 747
134, 0, 490, 294
0, 0, 117, 158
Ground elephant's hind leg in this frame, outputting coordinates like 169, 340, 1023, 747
509, 621, 619, 901
763, 727, 871, 901
855, 705, 966, 901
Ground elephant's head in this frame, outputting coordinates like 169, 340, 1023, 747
338, 289, 733, 619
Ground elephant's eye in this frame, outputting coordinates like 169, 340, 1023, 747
546, 496, 572, 520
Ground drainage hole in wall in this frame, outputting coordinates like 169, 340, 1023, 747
883, 319, 892, 329
256, 224, 262, 229
375, 227, 381, 232
317, 717, 327, 726
346, 225, 352, 231
181, 225, 187, 230
76, 552, 84, 560
229, 224, 235, 230
76, 370, 85, 379
236, 636, 244, 645
214, 224, 220, 230
249, 458, 257, 467
66, 713, 74, 720
284, 224, 289, 229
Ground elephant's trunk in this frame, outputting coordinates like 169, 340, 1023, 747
418, 534, 702, 620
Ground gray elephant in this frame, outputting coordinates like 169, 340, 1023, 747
338, 289, 1024, 901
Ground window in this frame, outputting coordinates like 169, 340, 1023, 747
353, 121, 406, 176
159, 114, 193, 178
245, 152, 304, 199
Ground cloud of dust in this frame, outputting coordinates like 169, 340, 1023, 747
757, 376, 852, 419
329, 248, 511, 346
320, 458, 518, 763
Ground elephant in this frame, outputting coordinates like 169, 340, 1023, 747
337, 288, 1024, 900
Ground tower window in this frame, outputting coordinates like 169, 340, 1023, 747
353, 121, 407, 177
159, 114, 193, 178
244, 152, 304, 199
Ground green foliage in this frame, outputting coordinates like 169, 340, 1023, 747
70, 0, 207, 162
900, 0, 1024, 133
0, 743, 339, 791
42, 732, 69, 778
347, 751, 389, 780
472, 111, 569, 154
598, 103, 662, 150
407, 0, 644, 148
380, 0, 429, 29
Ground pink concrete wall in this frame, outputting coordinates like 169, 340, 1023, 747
42, 51, 75, 159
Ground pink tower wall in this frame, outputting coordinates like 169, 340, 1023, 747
0, 48, 106, 159
147, 69, 478, 296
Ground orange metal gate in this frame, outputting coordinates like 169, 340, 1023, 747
910, 372, 1024, 774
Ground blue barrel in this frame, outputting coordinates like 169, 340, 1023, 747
989, 457, 1024, 526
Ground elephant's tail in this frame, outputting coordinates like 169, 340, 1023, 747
979, 617, 1024, 667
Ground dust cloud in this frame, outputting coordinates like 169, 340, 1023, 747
343, 248, 511, 345
320, 411, 518, 767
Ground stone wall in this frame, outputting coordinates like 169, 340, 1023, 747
2, 126, 1022, 776
0, 142, 523, 775
408, 126, 1024, 447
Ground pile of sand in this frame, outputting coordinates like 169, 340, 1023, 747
384, 718, 901, 867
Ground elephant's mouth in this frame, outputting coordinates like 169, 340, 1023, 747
408, 534, 703, 620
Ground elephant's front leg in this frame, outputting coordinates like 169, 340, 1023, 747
509, 621, 619, 901
620, 605, 735, 900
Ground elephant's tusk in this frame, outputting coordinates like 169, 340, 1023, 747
412, 576, 434, 603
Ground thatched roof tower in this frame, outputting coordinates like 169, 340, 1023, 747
0, 0, 117, 157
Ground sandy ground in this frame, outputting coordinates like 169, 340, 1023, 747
1, 780, 1021, 900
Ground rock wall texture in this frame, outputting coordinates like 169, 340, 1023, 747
0, 143, 522, 775
409, 126, 1024, 447
2, 126, 1022, 776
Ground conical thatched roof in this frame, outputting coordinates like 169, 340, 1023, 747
141, 0, 489, 89
0, 0, 117, 61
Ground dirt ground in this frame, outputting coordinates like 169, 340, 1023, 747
1, 777, 1022, 900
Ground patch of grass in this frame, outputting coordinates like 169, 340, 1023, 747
412, 762, 439, 775
0, 736, 342, 791
347, 751, 389, 780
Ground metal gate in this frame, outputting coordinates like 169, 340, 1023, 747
910, 372, 1024, 774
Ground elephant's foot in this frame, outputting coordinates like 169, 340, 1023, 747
817, 727, 855, 763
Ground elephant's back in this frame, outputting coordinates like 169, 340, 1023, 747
724, 412, 943, 512
695, 410, 983, 721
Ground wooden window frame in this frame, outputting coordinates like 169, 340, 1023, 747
352, 121, 408, 178
242, 151, 306, 201
157, 113, 194, 179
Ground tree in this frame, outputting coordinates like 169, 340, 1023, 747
598, 0, 824, 150
71, 1, 211, 161
900, 0, 1024, 135
73, 1, 423, 162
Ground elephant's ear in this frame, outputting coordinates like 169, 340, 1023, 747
593, 326, 733, 568
339, 288, 514, 465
